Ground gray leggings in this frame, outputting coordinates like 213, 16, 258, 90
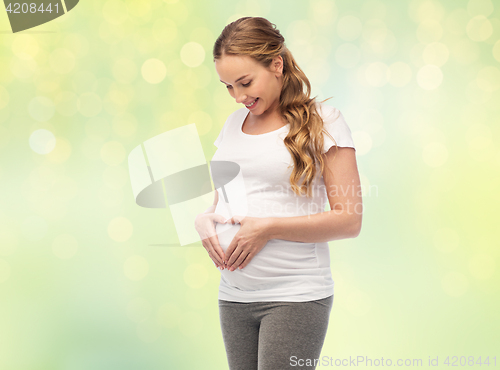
218, 295, 333, 370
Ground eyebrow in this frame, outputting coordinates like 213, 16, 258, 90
219, 74, 250, 84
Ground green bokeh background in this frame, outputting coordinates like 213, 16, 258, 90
1, 0, 499, 369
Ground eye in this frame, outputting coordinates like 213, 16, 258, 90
242, 81, 251, 87
226, 85, 233, 90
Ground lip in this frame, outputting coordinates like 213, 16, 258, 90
244, 98, 259, 109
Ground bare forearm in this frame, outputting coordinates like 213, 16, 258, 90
267, 208, 362, 243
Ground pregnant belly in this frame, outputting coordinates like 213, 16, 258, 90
214, 222, 321, 291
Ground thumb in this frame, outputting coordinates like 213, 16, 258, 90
214, 215, 227, 224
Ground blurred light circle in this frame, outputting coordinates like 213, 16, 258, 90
183, 263, 208, 289
310, 0, 337, 26
362, 19, 389, 46
467, 0, 494, 17
335, 43, 361, 69
465, 79, 491, 104
466, 15, 493, 42
108, 216, 133, 242
445, 8, 468, 36
52, 233, 78, 259
476, 66, 500, 92
337, 15, 362, 41
124, 255, 149, 281
102, 0, 128, 25
493, 40, 500, 62
108, 83, 134, 108
0, 86, 9, 109
152, 17, 178, 43
72, 70, 97, 94
0, 259, 10, 283
441, 271, 469, 297
29, 96, 55, 122
127, 1, 151, 18
307, 59, 330, 87
112, 112, 138, 137
469, 254, 495, 280
46, 137, 72, 164
10, 56, 37, 79
422, 42, 449, 67
180, 42, 205, 68
112, 58, 138, 84
416, 19, 443, 43
287, 20, 314, 45
55, 91, 78, 116
412, 1, 446, 24
100, 141, 126, 166
63, 33, 89, 58
49, 48, 76, 75
365, 62, 389, 87
29, 129, 56, 154
433, 227, 459, 253
12, 34, 39, 60
388, 62, 412, 87
422, 142, 448, 167
86, 116, 111, 141
77, 92, 102, 117
21, 215, 48, 241
416, 65, 443, 90
141, 58, 167, 84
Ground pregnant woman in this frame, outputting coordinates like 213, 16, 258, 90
195, 17, 363, 370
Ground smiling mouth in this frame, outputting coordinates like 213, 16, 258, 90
245, 98, 258, 108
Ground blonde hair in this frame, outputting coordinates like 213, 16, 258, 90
213, 17, 338, 197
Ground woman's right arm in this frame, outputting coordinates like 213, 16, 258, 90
194, 191, 227, 269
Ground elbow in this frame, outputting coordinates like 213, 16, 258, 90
349, 216, 362, 238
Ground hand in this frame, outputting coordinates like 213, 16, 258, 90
225, 216, 273, 271
194, 212, 227, 269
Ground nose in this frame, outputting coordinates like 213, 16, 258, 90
234, 88, 247, 104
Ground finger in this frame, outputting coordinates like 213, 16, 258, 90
215, 215, 227, 224
202, 240, 222, 268
227, 247, 243, 268
230, 251, 249, 270
225, 236, 238, 262
238, 252, 253, 269
208, 235, 225, 263
206, 241, 224, 265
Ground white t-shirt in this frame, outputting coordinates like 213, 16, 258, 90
212, 102, 355, 302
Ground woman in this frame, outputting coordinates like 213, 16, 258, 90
195, 17, 363, 370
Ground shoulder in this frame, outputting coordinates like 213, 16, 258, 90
315, 101, 356, 150
315, 101, 341, 123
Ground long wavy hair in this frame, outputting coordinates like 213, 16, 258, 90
213, 17, 338, 198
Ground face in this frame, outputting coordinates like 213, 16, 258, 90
214, 54, 283, 118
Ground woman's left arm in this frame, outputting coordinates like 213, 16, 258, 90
225, 146, 363, 270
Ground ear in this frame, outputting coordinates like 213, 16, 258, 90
273, 56, 283, 76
